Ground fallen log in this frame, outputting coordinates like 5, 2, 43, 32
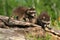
0, 15, 60, 39
0, 15, 42, 28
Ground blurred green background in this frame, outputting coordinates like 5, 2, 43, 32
0, 0, 60, 28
